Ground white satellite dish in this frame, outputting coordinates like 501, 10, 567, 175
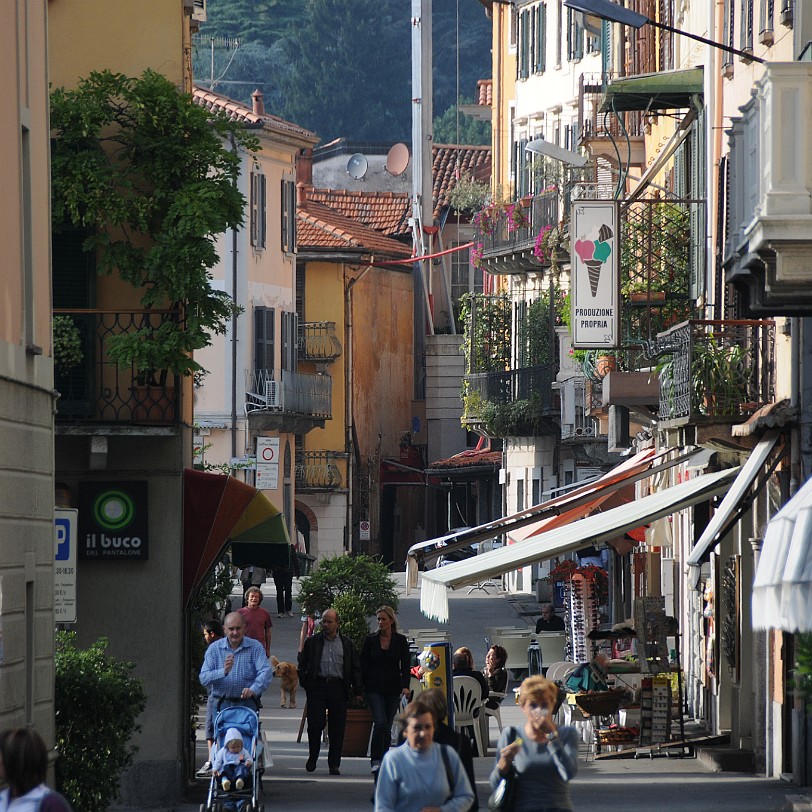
385, 143, 410, 176
346, 153, 368, 180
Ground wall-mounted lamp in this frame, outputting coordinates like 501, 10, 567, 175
563, 0, 765, 64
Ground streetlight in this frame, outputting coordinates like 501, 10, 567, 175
563, 0, 765, 64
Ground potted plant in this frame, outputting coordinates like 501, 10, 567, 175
297, 554, 399, 757
690, 336, 752, 416
52, 315, 84, 373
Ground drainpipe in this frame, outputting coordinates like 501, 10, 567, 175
345, 260, 375, 554
791, 317, 800, 495
231, 138, 240, 466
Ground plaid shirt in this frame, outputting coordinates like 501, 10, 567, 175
200, 636, 272, 698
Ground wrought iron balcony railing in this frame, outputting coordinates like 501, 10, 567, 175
298, 321, 342, 363
475, 192, 560, 272
656, 320, 775, 422
295, 450, 346, 491
560, 377, 597, 440
245, 368, 332, 419
579, 73, 646, 143
53, 309, 180, 425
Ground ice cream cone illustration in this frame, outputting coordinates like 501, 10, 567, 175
585, 259, 602, 296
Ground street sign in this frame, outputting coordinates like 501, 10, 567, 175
256, 437, 280, 464
256, 465, 279, 490
54, 508, 78, 623
360, 520, 370, 541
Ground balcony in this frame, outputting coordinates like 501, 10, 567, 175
462, 365, 559, 437
298, 321, 342, 366
475, 192, 560, 274
245, 368, 332, 433
560, 377, 596, 441
725, 63, 812, 314
578, 73, 646, 168
655, 320, 775, 424
295, 450, 347, 492
53, 309, 180, 429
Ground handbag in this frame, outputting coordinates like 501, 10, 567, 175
487, 727, 519, 811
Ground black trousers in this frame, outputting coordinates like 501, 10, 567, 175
273, 569, 294, 614
306, 679, 347, 768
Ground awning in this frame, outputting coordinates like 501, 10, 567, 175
600, 67, 704, 113
419, 466, 738, 621
753, 475, 812, 632
686, 430, 781, 569
183, 469, 291, 608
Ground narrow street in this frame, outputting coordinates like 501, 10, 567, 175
167, 575, 793, 812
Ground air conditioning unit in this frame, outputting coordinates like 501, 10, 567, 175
265, 380, 282, 409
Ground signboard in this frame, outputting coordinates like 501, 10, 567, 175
54, 508, 78, 623
571, 200, 620, 348
255, 465, 279, 490
256, 437, 280, 491
78, 481, 148, 560
359, 520, 370, 541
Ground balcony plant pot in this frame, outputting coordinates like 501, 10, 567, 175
341, 706, 374, 757
594, 354, 617, 379
131, 370, 175, 424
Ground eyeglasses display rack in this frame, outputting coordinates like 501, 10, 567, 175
564, 571, 602, 663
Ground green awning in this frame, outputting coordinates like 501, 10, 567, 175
599, 67, 704, 113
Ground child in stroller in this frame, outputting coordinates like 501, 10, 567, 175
204, 702, 263, 812
212, 727, 253, 792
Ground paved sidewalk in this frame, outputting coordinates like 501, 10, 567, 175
120, 573, 796, 811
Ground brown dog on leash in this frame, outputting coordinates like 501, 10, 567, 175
270, 655, 299, 708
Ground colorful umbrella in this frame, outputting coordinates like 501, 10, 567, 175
183, 469, 291, 607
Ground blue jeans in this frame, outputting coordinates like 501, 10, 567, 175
367, 692, 400, 763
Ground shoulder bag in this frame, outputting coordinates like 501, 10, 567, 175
487, 726, 519, 812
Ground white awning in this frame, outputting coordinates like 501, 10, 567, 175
686, 430, 780, 569
753, 475, 812, 632
420, 467, 739, 622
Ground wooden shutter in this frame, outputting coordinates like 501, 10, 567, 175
281, 179, 296, 253
254, 306, 275, 374
689, 111, 706, 301
281, 311, 298, 371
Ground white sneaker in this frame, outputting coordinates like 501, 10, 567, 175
277, 613, 284, 618
286, 611, 294, 617
221, 778, 231, 792
235, 778, 245, 790
196, 761, 212, 776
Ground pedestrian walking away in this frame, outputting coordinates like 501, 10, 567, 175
361, 605, 411, 773
271, 544, 300, 618
374, 699, 474, 812
297, 607, 364, 775
200, 612, 272, 702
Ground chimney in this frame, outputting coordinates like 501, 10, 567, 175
296, 148, 313, 187
251, 89, 265, 117
296, 182, 308, 206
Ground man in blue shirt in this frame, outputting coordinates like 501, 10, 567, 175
200, 612, 272, 700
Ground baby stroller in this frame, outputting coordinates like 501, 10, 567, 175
202, 699, 265, 812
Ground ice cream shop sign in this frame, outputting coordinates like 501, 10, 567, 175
571, 201, 619, 349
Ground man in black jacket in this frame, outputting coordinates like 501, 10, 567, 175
298, 608, 364, 775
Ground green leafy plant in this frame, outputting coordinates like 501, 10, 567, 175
52, 315, 84, 372
55, 632, 147, 812
691, 337, 752, 415
50, 69, 258, 378
297, 554, 399, 618
331, 591, 372, 654
793, 633, 812, 711
446, 174, 492, 214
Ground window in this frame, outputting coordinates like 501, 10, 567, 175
555, 0, 563, 66
250, 169, 266, 249
519, 8, 531, 79
759, 0, 774, 43
723, 0, 735, 71
516, 478, 524, 513
281, 179, 296, 253
254, 306, 274, 373
534, 3, 547, 74
740, 0, 754, 55
510, 3, 519, 50
451, 242, 481, 329
280, 311, 298, 371
566, 7, 584, 61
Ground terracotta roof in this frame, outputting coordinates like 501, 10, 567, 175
192, 86, 317, 142
297, 199, 412, 259
427, 448, 502, 472
305, 188, 411, 236
432, 144, 492, 220
477, 79, 493, 107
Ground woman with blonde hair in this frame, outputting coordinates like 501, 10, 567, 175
361, 605, 411, 772
489, 675, 578, 812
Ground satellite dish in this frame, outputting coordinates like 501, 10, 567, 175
346, 153, 368, 180
385, 143, 410, 176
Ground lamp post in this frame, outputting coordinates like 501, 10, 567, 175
563, 0, 765, 64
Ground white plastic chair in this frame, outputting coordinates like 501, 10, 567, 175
409, 675, 425, 701
545, 661, 576, 684
536, 635, 568, 672
451, 675, 486, 757
483, 691, 506, 738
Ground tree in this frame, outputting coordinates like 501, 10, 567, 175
432, 101, 491, 146
50, 69, 259, 377
276, 0, 412, 141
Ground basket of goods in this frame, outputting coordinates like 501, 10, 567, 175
574, 688, 626, 717
597, 726, 639, 745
